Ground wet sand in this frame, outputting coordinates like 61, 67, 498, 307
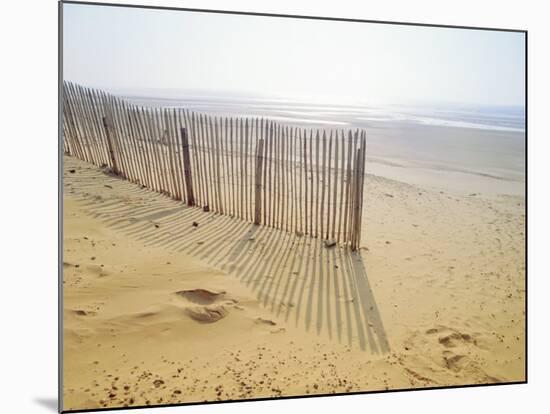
62, 154, 525, 410
364, 122, 525, 196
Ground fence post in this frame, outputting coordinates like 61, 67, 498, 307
254, 138, 265, 225
356, 136, 367, 249
351, 145, 363, 251
102, 115, 119, 175
180, 127, 195, 206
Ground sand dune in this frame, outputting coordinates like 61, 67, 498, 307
63, 155, 525, 410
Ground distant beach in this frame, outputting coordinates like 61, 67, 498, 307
124, 94, 525, 196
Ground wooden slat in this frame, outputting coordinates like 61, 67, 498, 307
214, 117, 223, 214
337, 130, 345, 242
351, 140, 365, 251
143, 107, 159, 191
102, 115, 119, 174
109, 96, 129, 179
157, 107, 169, 194
315, 130, 320, 238
230, 117, 236, 216
250, 118, 256, 221
280, 126, 286, 230
180, 126, 195, 206
121, 103, 139, 184
288, 126, 292, 232
302, 129, 307, 234
174, 109, 188, 203
165, 109, 180, 199
222, 117, 230, 215
332, 131, 339, 241
308, 129, 313, 236
107, 93, 127, 177
173, 108, 186, 201
356, 133, 367, 248
254, 137, 265, 225
137, 106, 151, 189
342, 130, 352, 244
203, 114, 214, 210
108, 95, 126, 175
108, 96, 126, 176
320, 130, 327, 239
168, 108, 182, 200
137, 107, 155, 191
210, 116, 218, 212
268, 123, 274, 227
262, 120, 268, 225
93, 88, 109, 166
203, 114, 212, 209
122, 101, 139, 182
274, 124, 280, 229
263, 120, 273, 226
199, 112, 208, 208
292, 127, 297, 234
109, 96, 129, 177
100, 92, 117, 169
209, 114, 217, 210
127, 105, 145, 187
94, 90, 110, 165
244, 118, 250, 221
188, 112, 197, 203
192, 113, 204, 206
326, 130, 333, 240
347, 130, 359, 245
238, 118, 244, 219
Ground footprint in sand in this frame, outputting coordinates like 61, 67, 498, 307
442, 351, 470, 372
184, 306, 228, 323
174, 288, 233, 323
425, 326, 477, 347
72, 309, 97, 317
175, 288, 226, 305
423, 326, 482, 374
437, 331, 476, 348
255, 317, 277, 326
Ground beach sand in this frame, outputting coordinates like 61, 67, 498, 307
62, 154, 525, 410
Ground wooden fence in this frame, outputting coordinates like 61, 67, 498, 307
62, 81, 367, 250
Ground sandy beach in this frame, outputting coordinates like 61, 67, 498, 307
62, 150, 525, 410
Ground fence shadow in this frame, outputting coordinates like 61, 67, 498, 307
64, 158, 389, 354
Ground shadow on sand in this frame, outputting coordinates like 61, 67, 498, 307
65, 162, 390, 354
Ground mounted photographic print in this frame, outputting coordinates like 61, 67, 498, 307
60, 1, 526, 412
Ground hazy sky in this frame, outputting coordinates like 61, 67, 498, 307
63, 3, 525, 106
